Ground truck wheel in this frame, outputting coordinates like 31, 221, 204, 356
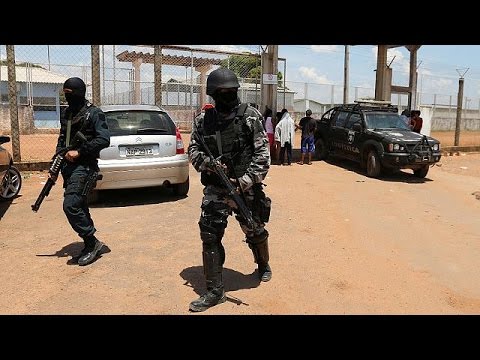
366, 150, 382, 178
414, 165, 429, 178
315, 138, 328, 160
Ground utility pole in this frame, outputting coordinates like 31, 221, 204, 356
454, 68, 469, 146
343, 45, 349, 104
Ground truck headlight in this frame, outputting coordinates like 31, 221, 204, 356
433, 143, 439, 151
387, 143, 403, 152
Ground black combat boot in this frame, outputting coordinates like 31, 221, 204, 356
247, 230, 272, 282
189, 287, 226, 312
258, 263, 272, 282
189, 235, 226, 312
78, 235, 104, 266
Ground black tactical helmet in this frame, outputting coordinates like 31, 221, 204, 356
206, 67, 240, 96
306, 109, 312, 116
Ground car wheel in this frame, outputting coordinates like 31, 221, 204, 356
413, 165, 429, 178
314, 138, 328, 160
366, 150, 382, 178
173, 177, 189, 196
0, 166, 22, 200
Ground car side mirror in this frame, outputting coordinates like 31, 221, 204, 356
0, 135, 11, 145
352, 123, 362, 132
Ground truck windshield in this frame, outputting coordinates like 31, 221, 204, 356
364, 113, 410, 130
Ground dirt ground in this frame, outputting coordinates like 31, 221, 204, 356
1, 133, 480, 314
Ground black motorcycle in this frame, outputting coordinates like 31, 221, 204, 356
0, 135, 22, 200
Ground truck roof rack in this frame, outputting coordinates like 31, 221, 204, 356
338, 100, 398, 113
354, 99, 392, 106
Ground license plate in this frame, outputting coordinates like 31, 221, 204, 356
125, 146, 153, 156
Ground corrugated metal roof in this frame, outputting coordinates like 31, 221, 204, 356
0, 65, 68, 84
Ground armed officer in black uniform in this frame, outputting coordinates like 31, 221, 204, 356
53, 77, 110, 266
188, 68, 272, 312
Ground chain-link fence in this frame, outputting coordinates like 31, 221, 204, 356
2, 45, 480, 164
99, 45, 263, 131
0, 45, 264, 162
1, 45, 92, 162
286, 79, 480, 146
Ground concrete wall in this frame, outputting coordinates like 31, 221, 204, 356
430, 106, 480, 131
0, 104, 35, 134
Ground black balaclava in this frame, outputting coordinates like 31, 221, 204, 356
212, 89, 240, 114
63, 77, 86, 114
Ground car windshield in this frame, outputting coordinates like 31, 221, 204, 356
104, 110, 176, 136
364, 113, 410, 130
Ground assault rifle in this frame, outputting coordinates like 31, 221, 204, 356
193, 127, 256, 229
31, 131, 87, 212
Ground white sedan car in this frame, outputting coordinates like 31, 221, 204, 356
90, 105, 189, 201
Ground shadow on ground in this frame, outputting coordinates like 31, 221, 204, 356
36, 241, 111, 265
90, 186, 187, 208
0, 199, 13, 220
323, 157, 434, 183
180, 265, 261, 306
0, 194, 22, 220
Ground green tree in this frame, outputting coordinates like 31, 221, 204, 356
219, 55, 283, 85
220, 55, 259, 79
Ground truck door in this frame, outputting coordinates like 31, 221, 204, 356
343, 112, 362, 161
330, 110, 350, 157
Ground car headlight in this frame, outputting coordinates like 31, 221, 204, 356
432, 143, 440, 151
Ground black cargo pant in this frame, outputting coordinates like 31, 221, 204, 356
62, 163, 97, 239
198, 184, 270, 291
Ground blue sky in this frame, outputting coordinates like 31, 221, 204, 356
3, 45, 480, 106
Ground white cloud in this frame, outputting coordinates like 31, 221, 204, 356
311, 45, 339, 53
299, 66, 333, 84
430, 77, 454, 90
419, 68, 432, 76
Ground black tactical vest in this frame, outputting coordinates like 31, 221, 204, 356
63, 102, 100, 163
201, 104, 253, 183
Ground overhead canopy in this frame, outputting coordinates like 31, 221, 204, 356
116, 50, 223, 67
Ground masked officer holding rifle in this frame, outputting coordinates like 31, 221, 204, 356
188, 67, 273, 312
53, 77, 110, 266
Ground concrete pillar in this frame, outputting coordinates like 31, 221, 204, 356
261, 45, 278, 115
195, 64, 212, 109
91, 45, 101, 106
154, 45, 162, 106
6, 45, 20, 162
375, 45, 389, 101
408, 48, 418, 110
133, 58, 143, 104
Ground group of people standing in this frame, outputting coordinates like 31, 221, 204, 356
263, 108, 316, 166
400, 109, 423, 133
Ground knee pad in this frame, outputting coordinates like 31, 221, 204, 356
246, 229, 269, 245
